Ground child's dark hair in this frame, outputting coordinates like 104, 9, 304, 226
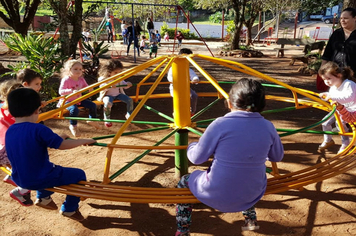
8, 88, 41, 117
17, 69, 42, 84
319, 61, 354, 82
228, 78, 265, 112
178, 48, 193, 55
98, 59, 124, 78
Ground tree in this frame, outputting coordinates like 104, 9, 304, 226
0, 0, 41, 36
243, 1, 263, 46
344, 0, 356, 9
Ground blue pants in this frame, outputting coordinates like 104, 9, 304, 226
35, 166, 86, 212
127, 36, 140, 56
102, 94, 134, 120
66, 99, 97, 125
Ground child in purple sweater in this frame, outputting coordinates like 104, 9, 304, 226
175, 78, 284, 235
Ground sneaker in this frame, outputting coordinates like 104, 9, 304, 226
9, 188, 33, 206
338, 144, 349, 154
3, 175, 16, 187
104, 122, 112, 128
86, 121, 101, 129
35, 196, 58, 210
318, 140, 335, 152
69, 125, 81, 137
60, 209, 85, 221
241, 219, 260, 231
175, 231, 190, 236
125, 113, 130, 120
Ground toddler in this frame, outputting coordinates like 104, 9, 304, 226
0, 80, 33, 206
164, 32, 169, 41
175, 78, 284, 235
140, 35, 147, 53
167, 48, 199, 115
17, 68, 42, 93
149, 32, 158, 58
6, 88, 96, 221
58, 59, 100, 137
155, 30, 161, 46
318, 61, 356, 153
176, 31, 184, 48
97, 59, 134, 128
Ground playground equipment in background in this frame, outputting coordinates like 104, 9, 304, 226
2, 54, 356, 203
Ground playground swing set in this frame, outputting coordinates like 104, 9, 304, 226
2, 52, 356, 204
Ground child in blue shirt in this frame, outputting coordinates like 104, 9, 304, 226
5, 88, 96, 221
155, 30, 161, 46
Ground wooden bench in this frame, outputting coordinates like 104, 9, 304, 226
274, 38, 323, 58
289, 41, 325, 65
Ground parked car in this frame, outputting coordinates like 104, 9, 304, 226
322, 15, 339, 24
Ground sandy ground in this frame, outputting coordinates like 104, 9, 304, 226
1, 23, 356, 236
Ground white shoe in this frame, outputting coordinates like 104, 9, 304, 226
338, 144, 349, 154
69, 125, 81, 137
125, 113, 130, 120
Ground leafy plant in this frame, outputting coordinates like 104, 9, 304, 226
160, 22, 198, 40
81, 40, 109, 80
2, 33, 67, 100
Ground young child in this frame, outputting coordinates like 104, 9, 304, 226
17, 68, 42, 93
167, 48, 199, 116
5, 88, 96, 221
175, 78, 284, 235
97, 59, 134, 128
318, 62, 356, 153
155, 30, 161, 46
0, 80, 33, 207
58, 59, 100, 137
149, 32, 158, 58
164, 32, 169, 41
176, 31, 184, 48
139, 35, 147, 54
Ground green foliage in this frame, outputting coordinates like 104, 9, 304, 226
209, 10, 235, 24
82, 40, 109, 69
160, 22, 198, 39
2, 33, 67, 100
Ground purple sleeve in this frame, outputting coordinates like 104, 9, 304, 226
266, 123, 284, 162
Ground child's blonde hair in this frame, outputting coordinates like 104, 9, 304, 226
98, 59, 124, 78
319, 61, 354, 82
0, 79, 23, 108
61, 59, 83, 78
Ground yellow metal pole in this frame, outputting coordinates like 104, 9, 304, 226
172, 57, 191, 127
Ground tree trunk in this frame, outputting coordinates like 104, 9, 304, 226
343, 0, 356, 9
230, 0, 247, 50
70, 0, 83, 57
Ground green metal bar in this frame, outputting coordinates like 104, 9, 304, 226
92, 126, 170, 140
217, 81, 286, 89
142, 103, 175, 122
109, 129, 178, 180
279, 106, 336, 137
62, 117, 169, 126
276, 128, 341, 135
261, 106, 297, 114
195, 118, 216, 124
192, 98, 222, 121
175, 130, 189, 178
186, 127, 203, 136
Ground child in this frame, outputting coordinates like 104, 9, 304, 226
318, 62, 356, 153
139, 35, 147, 53
149, 32, 158, 58
155, 30, 161, 46
97, 59, 134, 128
0, 80, 33, 207
164, 32, 169, 41
175, 78, 284, 235
167, 48, 199, 115
6, 88, 96, 221
58, 59, 100, 137
176, 31, 184, 48
17, 68, 42, 93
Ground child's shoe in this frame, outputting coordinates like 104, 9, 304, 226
318, 140, 335, 152
241, 218, 260, 231
104, 122, 112, 128
86, 120, 101, 129
175, 231, 190, 236
337, 144, 349, 154
60, 209, 85, 221
3, 175, 16, 187
69, 125, 81, 137
125, 113, 131, 120
35, 196, 58, 210
9, 188, 33, 206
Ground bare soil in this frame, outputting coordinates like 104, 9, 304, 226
1, 40, 356, 236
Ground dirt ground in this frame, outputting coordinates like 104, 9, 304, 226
0, 38, 356, 236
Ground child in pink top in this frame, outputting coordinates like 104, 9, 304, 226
0, 79, 33, 206
164, 32, 169, 41
58, 60, 100, 137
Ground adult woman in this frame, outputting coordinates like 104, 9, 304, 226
321, 7, 356, 73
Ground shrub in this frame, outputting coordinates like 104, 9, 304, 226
160, 22, 198, 39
